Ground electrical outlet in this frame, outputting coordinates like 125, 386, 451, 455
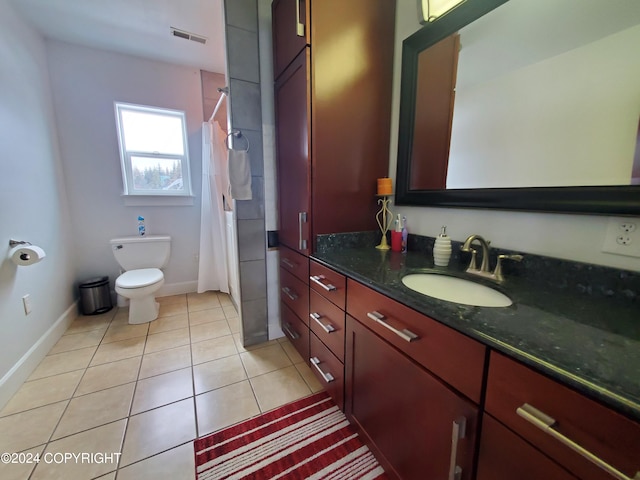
602, 217, 640, 257
22, 294, 32, 315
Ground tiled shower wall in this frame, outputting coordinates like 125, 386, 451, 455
223, 0, 269, 346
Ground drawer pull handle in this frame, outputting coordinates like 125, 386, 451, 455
310, 312, 336, 333
448, 417, 467, 480
298, 212, 307, 251
310, 275, 336, 291
517, 403, 640, 480
281, 287, 298, 301
281, 258, 295, 269
295, 0, 305, 37
310, 357, 334, 383
366, 311, 419, 343
282, 322, 300, 340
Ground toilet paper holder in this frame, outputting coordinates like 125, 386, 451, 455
8, 239, 46, 266
9, 239, 32, 248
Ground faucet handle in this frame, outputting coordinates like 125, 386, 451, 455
494, 254, 523, 281
465, 248, 478, 271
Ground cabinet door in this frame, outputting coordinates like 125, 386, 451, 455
345, 315, 478, 480
477, 415, 578, 480
274, 49, 311, 255
272, 0, 309, 80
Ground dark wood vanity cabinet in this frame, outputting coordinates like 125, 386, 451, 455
480, 351, 640, 480
307, 260, 347, 410
345, 279, 485, 480
279, 246, 310, 362
272, 0, 395, 255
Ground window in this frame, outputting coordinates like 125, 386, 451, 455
115, 102, 193, 196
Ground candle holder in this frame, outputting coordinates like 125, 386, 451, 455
375, 195, 393, 250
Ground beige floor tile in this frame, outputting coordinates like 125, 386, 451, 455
0, 445, 44, 480
64, 312, 112, 335
226, 315, 240, 334
188, 307, 226, 326
189, 319, 232, 344
187, 292, 221, 312
110, 309, 131, 326
158, 302, 188, 318
239, 343, 293, 378
131, 368, 193, 414
148, 313, 189, 335
0, 401, 67, 453
223, 305, 238, 318
116, 442, 195, 480
232, 334, 280, 353
76, 356, 141, 396
102, 322, 149, 344
144, 327, 190, 354
250, 365, 312, 412
95, 473, 116, 480
195, 380, 259, 436
295, 362, 324, 393
120, 399, 196, 467
0, 371, 83, 417
90, 337, 146, 366
52, 383, 135, 440
191, 335, 238, 365
193, 355, 247, 395
31, 420, 125, 480
280, 340, 305, 364
157, 294, 187, 306
49, 329, 105, 355
217, 292, 233, 306
138, 345, 191, 379
28, 346, 96, 381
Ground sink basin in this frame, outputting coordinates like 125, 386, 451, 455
401, 273, 512, 307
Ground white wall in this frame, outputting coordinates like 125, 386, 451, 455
0, 0, 76, 404
46, 41, 205, 293
390, 0, 640, 272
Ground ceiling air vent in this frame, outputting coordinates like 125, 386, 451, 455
170, 27, 207, 45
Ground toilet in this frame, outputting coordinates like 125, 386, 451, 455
110, 235, 171, 324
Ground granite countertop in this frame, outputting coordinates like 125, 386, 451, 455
312, 237, 640, 422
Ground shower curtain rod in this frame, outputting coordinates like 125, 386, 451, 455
208, 86, 229, 122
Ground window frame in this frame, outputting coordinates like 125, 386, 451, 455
114, 102, 193, 197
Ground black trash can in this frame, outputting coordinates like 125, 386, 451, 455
79, 276, 113, 315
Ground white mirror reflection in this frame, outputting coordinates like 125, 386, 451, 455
415, 0, 640, 190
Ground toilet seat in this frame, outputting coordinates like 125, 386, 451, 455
116, 268, 163, 289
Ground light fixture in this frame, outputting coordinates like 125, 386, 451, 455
420, 0, 466, 23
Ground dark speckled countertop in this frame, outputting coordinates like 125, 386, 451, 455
312, 232, 640, 421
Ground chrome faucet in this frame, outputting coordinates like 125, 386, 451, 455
461, 234, 523, 282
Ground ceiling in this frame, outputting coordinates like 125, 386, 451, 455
11, 0, 226, 73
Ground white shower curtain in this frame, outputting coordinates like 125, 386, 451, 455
197, 121, 229, 293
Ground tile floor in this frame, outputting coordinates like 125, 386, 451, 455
0, 292, 323, 480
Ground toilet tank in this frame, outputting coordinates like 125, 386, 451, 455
110, 235, 171, 270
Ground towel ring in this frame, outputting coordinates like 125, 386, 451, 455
225, 130, 250, 152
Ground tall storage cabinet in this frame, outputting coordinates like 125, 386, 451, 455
272, 0, 396, 254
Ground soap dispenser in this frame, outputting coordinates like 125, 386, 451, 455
433, 226, 452, 267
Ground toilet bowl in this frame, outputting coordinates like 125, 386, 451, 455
115, 268, 165, 324
110, 236, 171, 325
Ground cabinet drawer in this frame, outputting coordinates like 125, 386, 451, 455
477, 414, 578, 480
310, 332, 344, 411
309, 289, 345, 362
309, 261, 346, 309
485, 351, 640, 480
346, 279, 486, 403
280, 245, 309, 283
280, 268, 309, 324
281, 302, 309, 364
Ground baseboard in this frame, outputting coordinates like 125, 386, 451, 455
0, 301, 78, 410
158, 281, 198, 297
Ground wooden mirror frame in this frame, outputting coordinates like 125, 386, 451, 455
395, 0, 640, 215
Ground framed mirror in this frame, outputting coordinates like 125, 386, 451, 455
395, 0, 640, 215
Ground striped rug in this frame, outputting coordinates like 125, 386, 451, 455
193, 392, 387, 480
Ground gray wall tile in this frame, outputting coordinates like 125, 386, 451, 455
236, 176, 265, 220
229, 79, 262, 131
241, 298, 268, 345
237, 218, 266, 261
239, 259, 267, 301
226, 0, 258, 32
227, 26, 260, 83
